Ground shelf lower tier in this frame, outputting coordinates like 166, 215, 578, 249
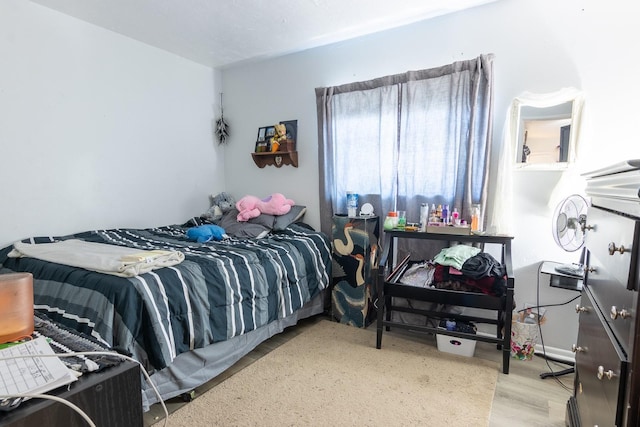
251, 151, 298, 168
377, 283, 515, 374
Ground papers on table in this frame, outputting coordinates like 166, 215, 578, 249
0, 337, 78, 398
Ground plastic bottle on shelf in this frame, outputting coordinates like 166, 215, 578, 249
471, 204, 482, 232
436, 204, 442, 221
452, 208, 460, 226
442, 205, 449, 224
419, 203, 429, 232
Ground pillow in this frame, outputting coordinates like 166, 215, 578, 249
248, 213, 276, 229
217, 208, 272, 238
273, 205, 307, 231
220, 208, 276, 228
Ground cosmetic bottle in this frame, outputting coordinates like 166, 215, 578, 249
442, 205, 449, 224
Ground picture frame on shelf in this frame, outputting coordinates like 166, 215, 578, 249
255, 126, 272, 152
265, 126, 275, 139
280, 120, 297, 150
256, 127, 267, 142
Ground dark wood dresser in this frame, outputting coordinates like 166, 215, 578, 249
567, 159, 640, 426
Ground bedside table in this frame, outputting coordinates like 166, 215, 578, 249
0, 361, 142, 427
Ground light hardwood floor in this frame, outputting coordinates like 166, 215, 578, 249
144, 315, 572, 426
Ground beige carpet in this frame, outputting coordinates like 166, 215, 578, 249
159, 320, 498, 426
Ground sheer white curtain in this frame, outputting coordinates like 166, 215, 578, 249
331, 84, 399, 215
316, 55, 495, 241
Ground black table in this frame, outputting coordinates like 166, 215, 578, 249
0, 361, 142, 427
375, 229, 515, 374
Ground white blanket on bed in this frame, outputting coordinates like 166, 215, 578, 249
9, 239, 185, 277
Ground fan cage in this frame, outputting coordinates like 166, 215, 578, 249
552, 195, 589, 252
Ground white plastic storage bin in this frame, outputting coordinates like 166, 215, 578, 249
436, 333, 476, 357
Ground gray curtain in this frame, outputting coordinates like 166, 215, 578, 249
316, 54, 494, 258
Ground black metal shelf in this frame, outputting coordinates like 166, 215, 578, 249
375, 230, 515, 374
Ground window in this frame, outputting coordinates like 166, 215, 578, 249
316, 55, 495, 237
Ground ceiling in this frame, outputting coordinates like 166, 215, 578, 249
31, 0, 497, 69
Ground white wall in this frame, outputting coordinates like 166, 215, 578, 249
0, 1, 223, 247
221, 0, 640, 355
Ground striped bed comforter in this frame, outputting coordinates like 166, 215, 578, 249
0, 223, 331, 372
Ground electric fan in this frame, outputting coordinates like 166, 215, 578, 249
551, 194, 589, 276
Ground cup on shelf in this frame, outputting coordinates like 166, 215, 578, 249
397, 210, 406, 230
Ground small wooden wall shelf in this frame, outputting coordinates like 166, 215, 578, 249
251, 151, 298, 168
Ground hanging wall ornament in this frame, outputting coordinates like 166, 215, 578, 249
215, 93, 230, 145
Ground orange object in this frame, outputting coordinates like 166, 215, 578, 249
0, 273, 34, 344
470, 204, 481, 232
271, 141, 280, 152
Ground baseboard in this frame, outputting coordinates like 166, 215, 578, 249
534, 343, 575, 364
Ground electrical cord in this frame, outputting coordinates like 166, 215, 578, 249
534, 260, 579, 392
0, 350, 169, 427
515, 295, 580, 313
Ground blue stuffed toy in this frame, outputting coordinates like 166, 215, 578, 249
186, 224, 226, 243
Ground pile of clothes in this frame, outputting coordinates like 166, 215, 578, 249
398, 245, 507, 297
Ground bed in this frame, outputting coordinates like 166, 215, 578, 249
0, 208, 332, 410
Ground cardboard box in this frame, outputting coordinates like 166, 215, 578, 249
436, 333, 477, 357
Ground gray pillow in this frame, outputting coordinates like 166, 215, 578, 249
218, 209, 272, 238
273, 205, 307, 230
248, 212, 276, 229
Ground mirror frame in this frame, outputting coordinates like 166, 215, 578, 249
509, 87, 584, 170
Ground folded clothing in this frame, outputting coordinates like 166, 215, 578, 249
9, 239, 184, 277
433, 245, 481, 270
399, 261, 436, 288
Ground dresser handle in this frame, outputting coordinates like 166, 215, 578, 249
586, 266, 597, 273
597, 365, 615, 380
608, 242, 628, 255
575, 304, 588, 313
610, 306, 631, 320
571, 344, 583, 353
582, 223, 595, 232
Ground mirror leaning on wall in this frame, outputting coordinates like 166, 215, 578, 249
510, 87, 585, 170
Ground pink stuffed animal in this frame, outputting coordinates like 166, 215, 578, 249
236, 193, 295, 222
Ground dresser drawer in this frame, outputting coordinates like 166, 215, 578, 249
585, 206, 638, 290
575, 288, 628, 427
584, 207, 639, 353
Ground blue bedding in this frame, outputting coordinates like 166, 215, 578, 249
0, 223, 331, 372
